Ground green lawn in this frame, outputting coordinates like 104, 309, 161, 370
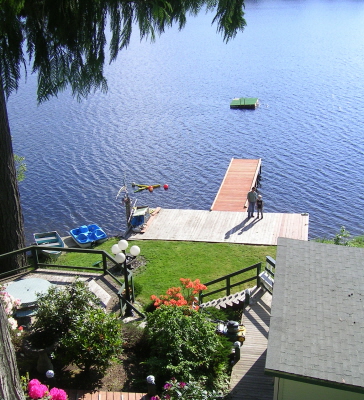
58, 239, 276, 307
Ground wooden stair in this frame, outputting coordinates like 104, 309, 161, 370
200, 289, 248, 310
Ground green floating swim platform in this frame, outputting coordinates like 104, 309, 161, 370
230, 97, 258, 109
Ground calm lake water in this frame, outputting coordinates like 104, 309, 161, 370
8, 0, 364, 244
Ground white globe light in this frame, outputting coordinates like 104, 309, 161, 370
118, 239, 128, 251
115, 252, 126, 264
46, 370, 54, 378
111, 244, 120, 254
130, 245, 140, 257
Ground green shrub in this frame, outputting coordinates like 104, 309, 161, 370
144, 306, 231, 390
158, 377, 224, 399
31, 279, 123, 372
333, 226, 351, 246
32, 279, 100, 341
201, 307, 242, 323
59, 308, 123, 371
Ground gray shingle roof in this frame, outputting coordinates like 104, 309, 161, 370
266, 238, 364, 391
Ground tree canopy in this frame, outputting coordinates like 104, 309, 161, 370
1, 0, 246, 102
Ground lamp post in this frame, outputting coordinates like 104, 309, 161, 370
111, 240, 140, 316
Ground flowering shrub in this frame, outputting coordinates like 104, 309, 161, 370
150, 378, 223, 400
145, 305, 231, 390
26, 379, 67, 400
0, 284, 21, 329
151, 278, 207, 310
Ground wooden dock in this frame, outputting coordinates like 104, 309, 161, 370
229, 287, 273, 400
211, 158, 262, 212
132, 209, 308, 245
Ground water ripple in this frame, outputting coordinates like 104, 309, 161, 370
8, 0, 364, 243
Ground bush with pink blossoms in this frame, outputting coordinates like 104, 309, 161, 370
0, 284, 21, 329
156, 378, 224, 400
25, 378, 68, 400
49, 387, 68, 400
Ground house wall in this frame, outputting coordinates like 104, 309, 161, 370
274, 378, 364, 400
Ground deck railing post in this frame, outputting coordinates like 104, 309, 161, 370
226, 277, 231, 296
257, 262, 261, 288
31, 246, 39, 270
122, 254, 132, 316
130, 275, 135, 303
102, 252, 107, 273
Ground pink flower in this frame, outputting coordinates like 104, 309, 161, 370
49, 387, 68, 400
28, 383, 48, 399
27, 379, 41, 390
8, 317, 18, 330
163, 383, 172, 390
179, 382, 187, 388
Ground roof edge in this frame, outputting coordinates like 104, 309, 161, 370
265, 369, 364, 394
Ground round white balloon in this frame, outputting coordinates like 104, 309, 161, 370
130, 245, 140, 256
118, 239, 128, 251
111, 244, 120, 254
115, 252, 126, 264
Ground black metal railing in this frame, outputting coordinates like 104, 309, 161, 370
0, 246, 144, 318
199, 262, 262, 303
199, 256, 276, 303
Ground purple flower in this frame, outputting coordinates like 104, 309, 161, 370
49, 387, 68, 400
179, 382, 187, 388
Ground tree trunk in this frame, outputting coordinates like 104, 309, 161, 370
0, 303, 26, 400
0, 85, 26, 272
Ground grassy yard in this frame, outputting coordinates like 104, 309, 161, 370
57, 238, 276, 307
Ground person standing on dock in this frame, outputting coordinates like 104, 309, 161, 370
257, 195, 264, 219
247, 187, 258, 218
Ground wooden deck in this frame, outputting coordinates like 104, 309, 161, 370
211, 158, 262, 212
229, 287, 273, 400
65, 389, 147, 400
132, 209, 309, 245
